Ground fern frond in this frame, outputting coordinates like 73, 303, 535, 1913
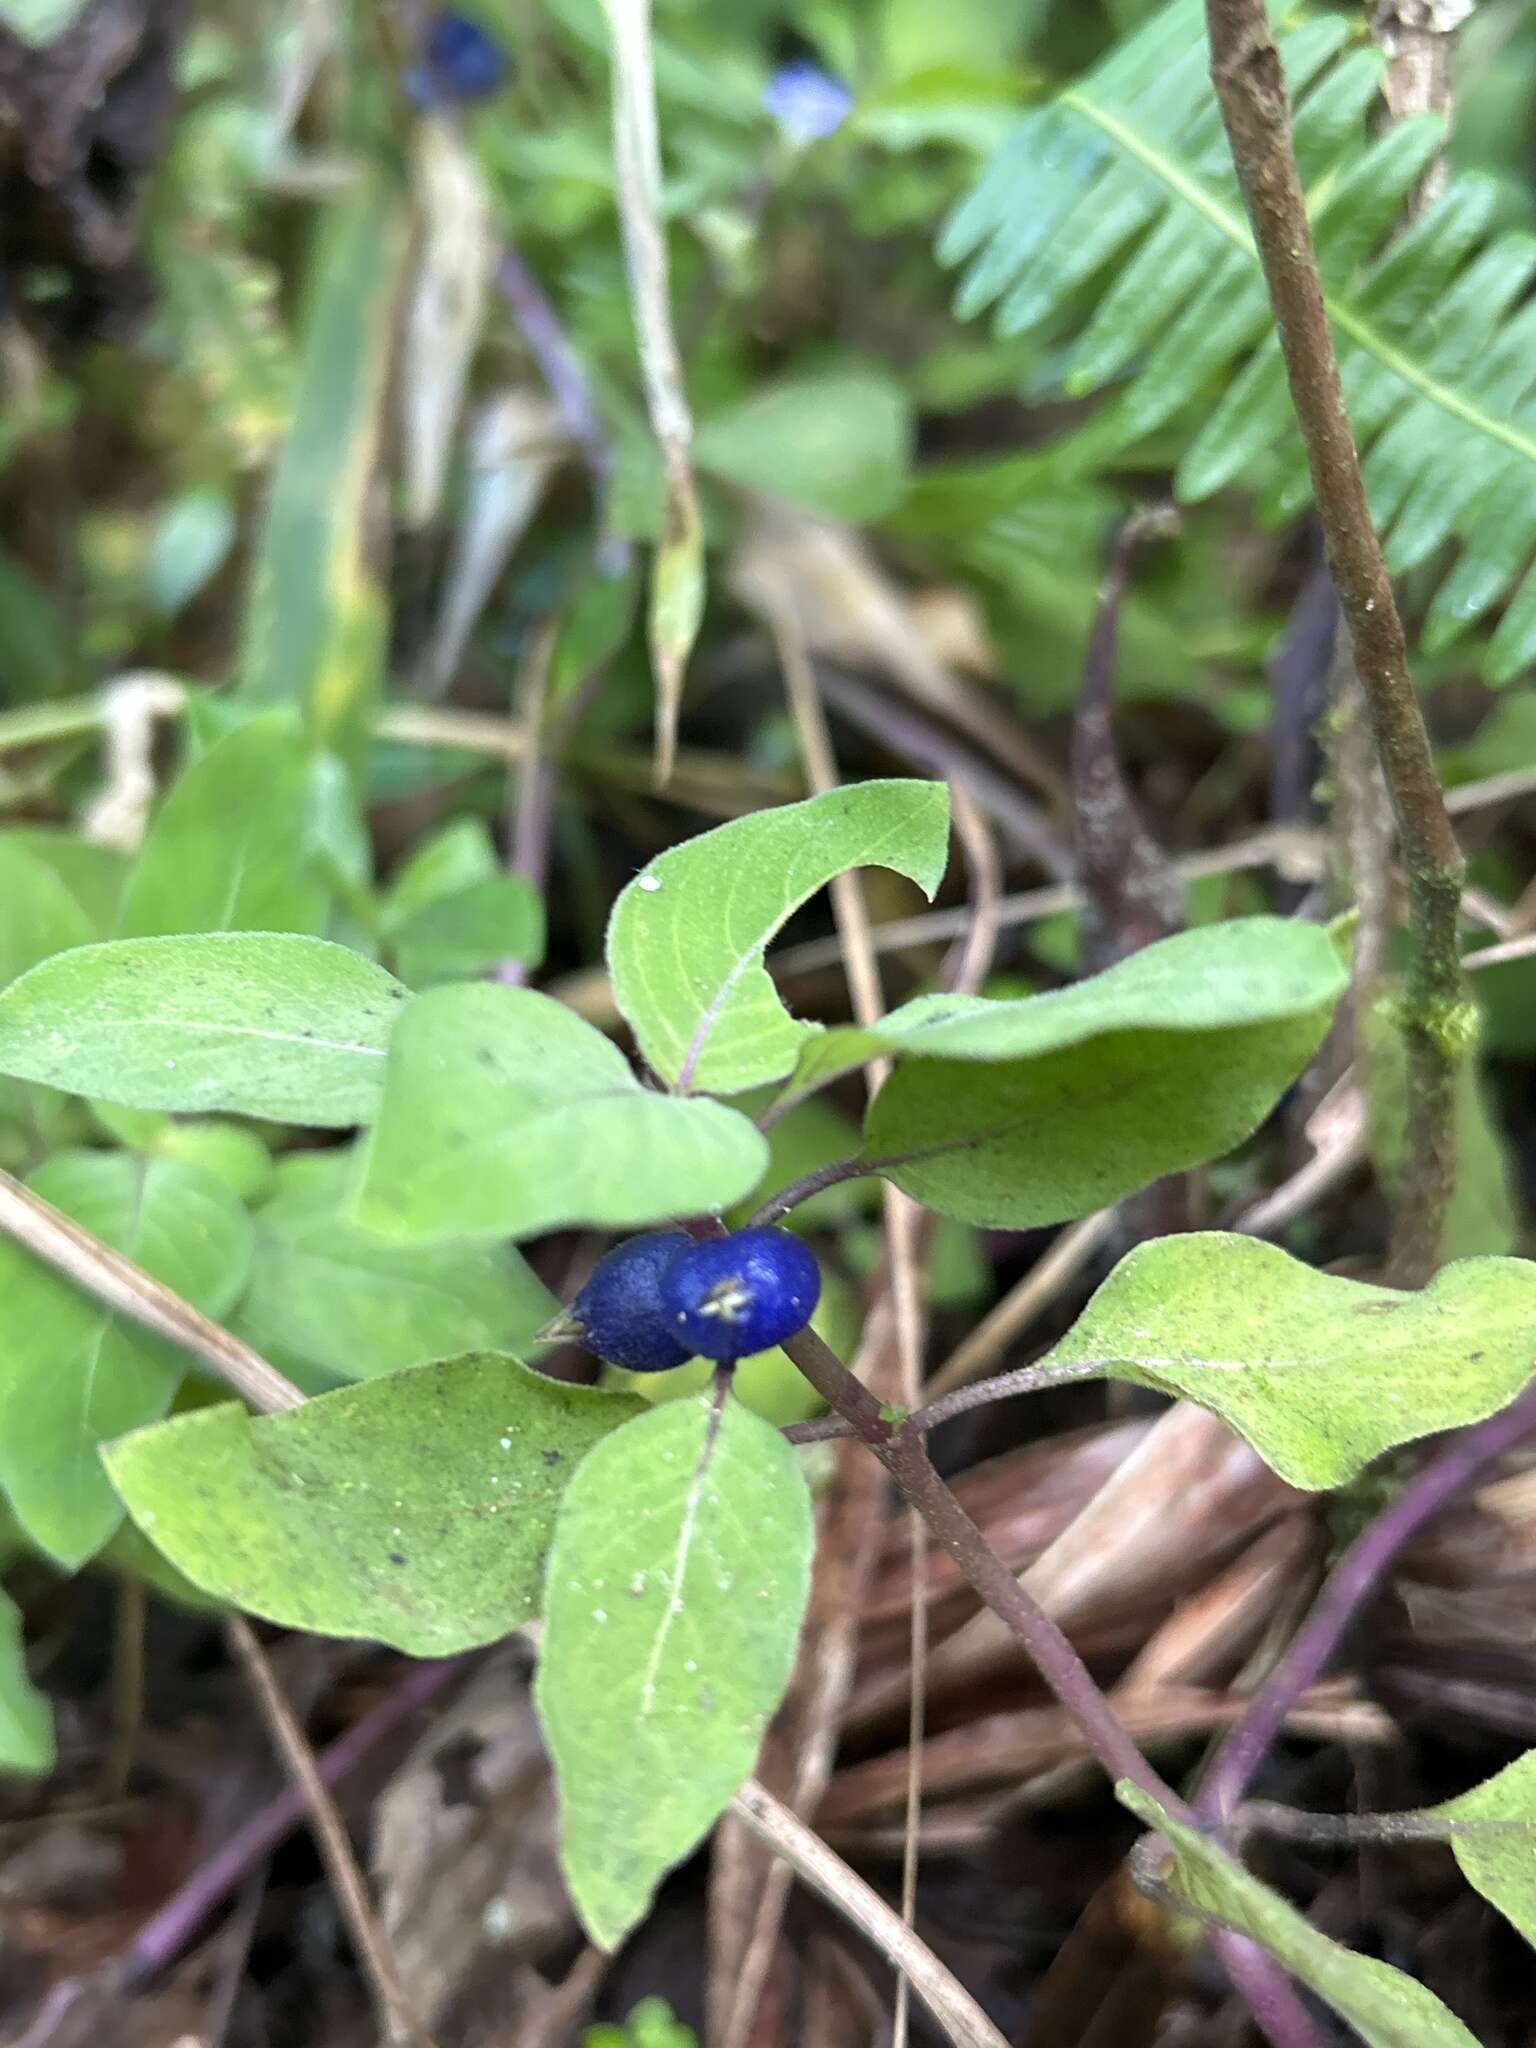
941, 0, 1536, 684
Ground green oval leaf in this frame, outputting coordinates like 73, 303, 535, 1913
1042, 1234, 1536, 1489
103, 1354, 643, 1655
1119, 1783, 1479, 2048
389, 874, 545, 988
233, 1149, 556, 1388
535, 1393, 813, 1949
1434, 1749, 1536, 1949
0, 1589, 54, 1777
118, 715, 334, 939
0, 838, 94, 985
0, 1151, 253, 1566
0, 934, 407, 1125
864, 918, 1345, 1226
607, 780, 950, 1095
696, 368, 912, 522
353, 983, 768, 1243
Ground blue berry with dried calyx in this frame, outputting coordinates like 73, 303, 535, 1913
660, 1227, 821, 1363
539, 1232, 693, 1374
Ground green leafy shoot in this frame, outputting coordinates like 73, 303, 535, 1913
1119, 1784, 1479, 2047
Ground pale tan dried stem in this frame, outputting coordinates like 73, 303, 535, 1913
728, 1779, 1009, 2048
923, 1208, 1118, 1402
226, 1615, 434, 2048
0, 1168, 302, 1415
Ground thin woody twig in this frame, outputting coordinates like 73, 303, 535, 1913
782, 1358, 1108, 1446
225, 1616, 434, 2048
1205, 0, 1468, 1286
729, 1778, 1009, 2048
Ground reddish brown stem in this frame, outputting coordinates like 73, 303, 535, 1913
781, 1326, 1186, 1814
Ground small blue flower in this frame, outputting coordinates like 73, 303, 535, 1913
406, 12, 509, 108
763, 60, 852, 147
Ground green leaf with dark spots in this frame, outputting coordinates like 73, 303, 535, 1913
103, 1354, 644, 1655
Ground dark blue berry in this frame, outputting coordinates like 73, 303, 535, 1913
557, 1231, 694, 1373
660, 1227, 821, 1363
406, 13, 509, 107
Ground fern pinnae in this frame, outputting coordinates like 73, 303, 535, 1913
943, 0, 1536, 683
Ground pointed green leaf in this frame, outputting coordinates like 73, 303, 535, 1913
233, 1148, 556, 1388
104, 1355, 643, 1655
0, 1589, 53, 1777
238, 174, 407, 755
390, 874, 544, 988
118, 714, 333, 939
536, 1394, 813, 1949
0, 839, 93, 985
0, 831, 127, 936
1118, 1783, 1479, 2048
355, 983, 767, 1243
608, 781, 950, 1094
381, 818, 499, 927
1434, 1750, 1536, 1950
862, 918, 1345, 1227
0, 934, 407, 1124
1041, 1234, 1536, 1489
0, 1152, 253, 1566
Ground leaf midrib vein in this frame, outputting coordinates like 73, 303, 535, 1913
1059, 87, 1536, 472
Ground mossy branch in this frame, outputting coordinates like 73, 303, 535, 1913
1204, 0, 1467, 1286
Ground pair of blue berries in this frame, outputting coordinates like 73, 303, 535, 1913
561, 1227, 821, 1372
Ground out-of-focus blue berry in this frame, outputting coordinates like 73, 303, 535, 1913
556, 1232, 694, 1373
660, 1227, 821, 1363
762, 60, 852, 146
406, 12, 510, 108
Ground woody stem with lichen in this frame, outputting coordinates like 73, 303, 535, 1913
1204, 0, 1468, 1287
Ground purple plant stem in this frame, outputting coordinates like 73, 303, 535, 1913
16, 1657, 467, 2048
129, 1654, 465, 1978
1212, 1931, 1327, 2048
493, 243, 629, 577
1200, 1383, 1536, 1821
